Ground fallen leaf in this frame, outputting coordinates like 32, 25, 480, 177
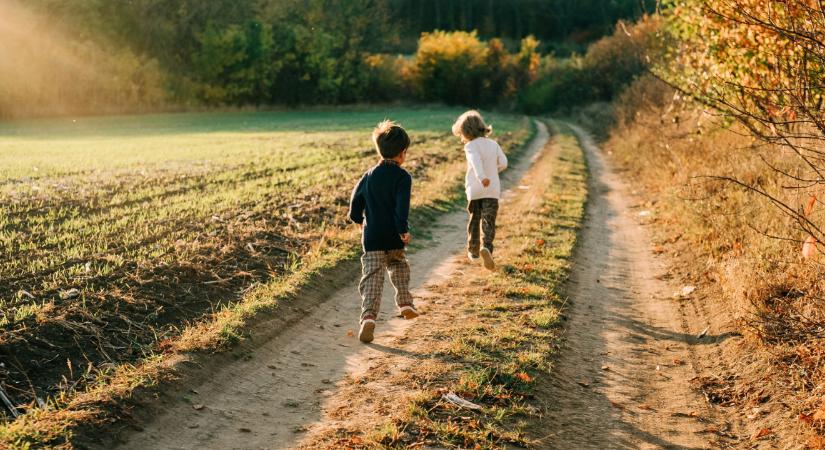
601, 365, 610, 371
536, 239, 545, 247
442, 392, 482, 410
799, 412, 814, 425
576, 381, 590, 388
516, 372, 533, 382
192, 404, 204, 410
638, 403, 654, 411
805, 195, 817, 217
751, 428, 772, 440
803, 236, 818, 259
347, 329, 355, 337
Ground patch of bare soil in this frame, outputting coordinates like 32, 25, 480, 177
537, 124, 743, 449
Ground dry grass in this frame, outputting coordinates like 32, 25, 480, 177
602, 75, 825, 447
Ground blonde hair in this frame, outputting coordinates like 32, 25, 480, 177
452, 110, 492, 141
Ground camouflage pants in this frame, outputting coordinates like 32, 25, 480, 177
358, 249, 413, 322
467, 198, 499, 257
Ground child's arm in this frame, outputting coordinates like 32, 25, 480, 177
465, 145, 488, 185
496, 143, 508, 172
348, 175, 367, 225
394, 173, 412, 243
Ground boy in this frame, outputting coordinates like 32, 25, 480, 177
348, 120, 419, 344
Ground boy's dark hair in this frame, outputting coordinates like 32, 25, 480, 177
372, 120, 410, 159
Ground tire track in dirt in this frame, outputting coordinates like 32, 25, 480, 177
109, 121, 549, 450
537, 124, 739, 449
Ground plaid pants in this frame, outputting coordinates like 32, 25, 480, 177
358, 249, 413, 322
468, 198, 499, 256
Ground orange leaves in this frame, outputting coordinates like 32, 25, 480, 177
801, 194, 819, 259
515, 372, 533, 383
751, 427, 772, 440
802, 236, 818, 259
805, 194, 817, 217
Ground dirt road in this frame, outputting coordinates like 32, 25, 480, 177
110, 122, 737, 449
537, 124, 737, 449
112, 122, 550, 450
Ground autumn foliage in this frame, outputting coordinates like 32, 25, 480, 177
661, 0, 825, 254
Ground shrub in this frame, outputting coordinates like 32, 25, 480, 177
409, 30, 491, 105
362, 53, 410, 102
409, 30, 540, 106
517, 16, 662, 114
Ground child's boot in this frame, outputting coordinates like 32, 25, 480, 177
359, 316, 376, 343
399, 305, 419, 319
480, 247, 495, 270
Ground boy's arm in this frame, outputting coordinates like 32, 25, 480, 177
348, 175, 367, 225
497, 143, 508, 172
465, 145, 487, 182
394, 173, 412, 237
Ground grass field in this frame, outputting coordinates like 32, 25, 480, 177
0, 108, 531, 445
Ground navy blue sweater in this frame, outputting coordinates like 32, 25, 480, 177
348, 160, 412, 251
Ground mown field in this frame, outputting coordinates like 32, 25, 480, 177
0, 108, 531, 445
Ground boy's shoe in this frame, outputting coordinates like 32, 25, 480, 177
399, 305, 419, 320
480, 247, 496, 270
359, 318, 376, 343
468, 252, 480, 263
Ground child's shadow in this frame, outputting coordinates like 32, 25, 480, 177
367, 342, 470, 365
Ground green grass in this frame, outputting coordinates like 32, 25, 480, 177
0, 108, 522, 179
0, 108, 530, 448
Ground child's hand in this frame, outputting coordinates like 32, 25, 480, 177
400, 233, 411, 245
481, 178, 491, 187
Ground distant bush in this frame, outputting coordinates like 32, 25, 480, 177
409, 30, 540, 106
363, 53, 412, 102
517, 16, 662, 114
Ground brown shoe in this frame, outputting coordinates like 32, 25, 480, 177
399, 305, 419, 320
359, 319, 376, 343
480, 247, 495, 270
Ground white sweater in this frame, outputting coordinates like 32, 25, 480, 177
464, 137, 508, 201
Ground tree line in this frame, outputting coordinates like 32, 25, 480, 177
9, 0, 652, 112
